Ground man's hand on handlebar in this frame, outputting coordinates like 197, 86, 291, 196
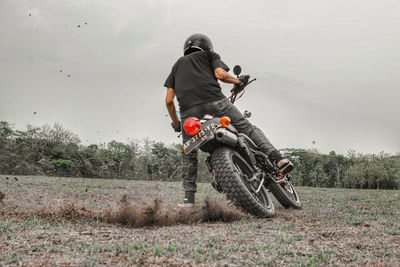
228, 66, 256, 103
238, 74, 250, 84
231, 74, 250, 94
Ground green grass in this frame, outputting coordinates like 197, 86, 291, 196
0, 220, 14, 234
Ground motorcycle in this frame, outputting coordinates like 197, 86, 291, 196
181, 65, 302, 217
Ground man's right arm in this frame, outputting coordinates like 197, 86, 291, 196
214, 67, 242, 85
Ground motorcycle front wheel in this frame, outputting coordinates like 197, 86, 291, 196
269, 180, 302, 209
211, 147, 275, 218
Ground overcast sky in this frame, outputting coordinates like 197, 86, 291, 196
1, 0, 399, 154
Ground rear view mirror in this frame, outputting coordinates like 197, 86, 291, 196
233, 65, 241, 76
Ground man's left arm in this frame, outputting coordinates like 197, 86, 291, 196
210, 52, 242, 85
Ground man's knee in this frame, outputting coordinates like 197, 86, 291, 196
240, 123, 257, 137
246, 126, 277, 154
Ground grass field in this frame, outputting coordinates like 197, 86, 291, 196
1, 175, 399, 266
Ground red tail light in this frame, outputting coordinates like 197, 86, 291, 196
183, 117, 201, 136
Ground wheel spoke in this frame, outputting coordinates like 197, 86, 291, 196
280, 181, 299, 202
248, 176, 258, 182
284, 183, 294, 194
255, 176, 265, 193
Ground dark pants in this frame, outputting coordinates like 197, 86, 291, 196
180, 98, 280, 193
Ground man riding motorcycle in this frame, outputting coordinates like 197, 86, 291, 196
164, 33, 293, 205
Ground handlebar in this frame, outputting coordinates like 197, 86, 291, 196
229, 77, 256, 104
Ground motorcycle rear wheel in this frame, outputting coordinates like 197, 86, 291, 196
211, 147, 275, 218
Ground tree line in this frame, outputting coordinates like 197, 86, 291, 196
1, 121, 399, 189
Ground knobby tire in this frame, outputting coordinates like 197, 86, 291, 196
269, 181, 302, 209
211, 147, 275, 218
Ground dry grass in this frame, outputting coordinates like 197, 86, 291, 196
1, 175, 399, 266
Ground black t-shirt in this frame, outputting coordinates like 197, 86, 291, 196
164, 51, 229, 112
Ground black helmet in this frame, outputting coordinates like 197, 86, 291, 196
183, 33, 214, 55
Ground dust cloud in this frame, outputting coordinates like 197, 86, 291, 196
1, 197, 245, 227
111, 198, 245, 227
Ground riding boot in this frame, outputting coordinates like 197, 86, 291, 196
268, 150, 284, 164
268, 150, 294, 174
178, 190, 195, 207
183, 191, 195, 204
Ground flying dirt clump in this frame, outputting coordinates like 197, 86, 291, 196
110, 197, 246, 227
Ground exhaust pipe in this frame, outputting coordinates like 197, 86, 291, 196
215, 128, 238, 146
